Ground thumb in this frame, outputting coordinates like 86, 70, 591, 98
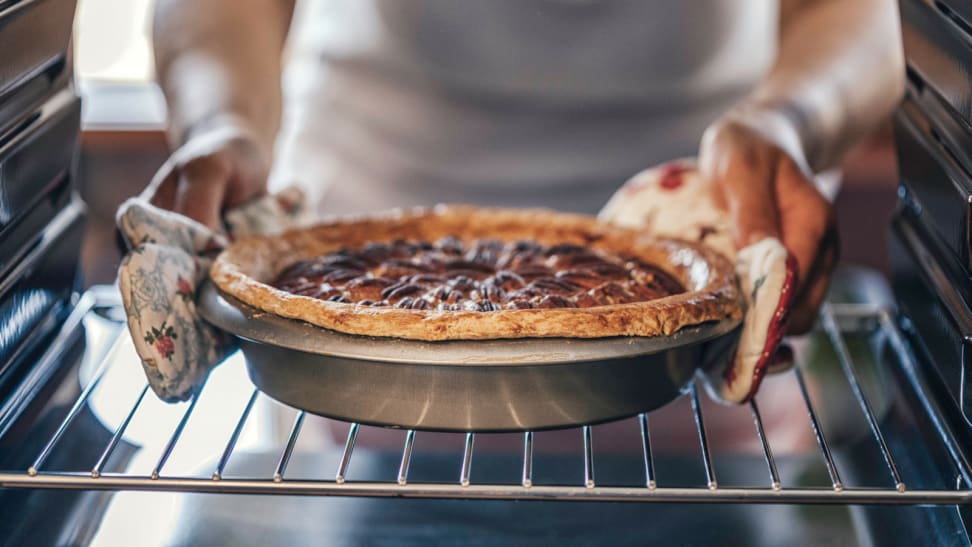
173, 156, 230, 231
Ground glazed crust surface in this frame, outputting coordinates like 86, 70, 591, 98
210, 206, 742, 340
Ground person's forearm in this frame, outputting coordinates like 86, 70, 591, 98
738, 0, 905, 172
153, 0, 295, 155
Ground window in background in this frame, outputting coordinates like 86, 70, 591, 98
74, 0, 165, 128
75, 0, 154, 82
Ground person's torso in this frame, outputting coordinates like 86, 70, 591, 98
272, 0, 778, 214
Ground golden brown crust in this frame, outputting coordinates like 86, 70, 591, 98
210, 205, 741, 340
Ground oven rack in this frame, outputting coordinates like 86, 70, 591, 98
1, 295, 971, 505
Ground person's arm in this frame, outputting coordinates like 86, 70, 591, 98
148, 0, 295, 228
752, 0, 905, 171
699, 0, 904, 332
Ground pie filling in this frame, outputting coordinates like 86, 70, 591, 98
271, 237, 686, 311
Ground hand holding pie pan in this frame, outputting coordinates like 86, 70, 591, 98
201, 204, 750, 431
119, 160, 791, 428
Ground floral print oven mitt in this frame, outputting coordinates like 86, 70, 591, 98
599, 160, 797, 404
116, 186, 307, 402
119, 157, 792, 404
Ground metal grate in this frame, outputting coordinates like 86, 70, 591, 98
2, 295, 972, 505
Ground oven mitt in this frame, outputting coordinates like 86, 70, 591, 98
116, 186, 307, 402
599, 160, 797, 404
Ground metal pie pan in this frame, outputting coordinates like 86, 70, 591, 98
198, 280, 741, 432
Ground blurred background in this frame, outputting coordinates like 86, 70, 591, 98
72, 0, 899, 287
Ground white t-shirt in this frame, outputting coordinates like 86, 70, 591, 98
270, 0, 777, 214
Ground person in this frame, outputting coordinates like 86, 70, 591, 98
147, 0, 903, 335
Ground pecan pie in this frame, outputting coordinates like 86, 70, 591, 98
210, 206, 740, 340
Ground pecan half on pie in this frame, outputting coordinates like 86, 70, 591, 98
211, 206, 741, 340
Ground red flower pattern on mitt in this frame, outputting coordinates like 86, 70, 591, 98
658, 162, 689, 190
176, 277, 194, 302
144, 321, 178, 360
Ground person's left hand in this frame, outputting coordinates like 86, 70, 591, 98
698, 116, 838, 333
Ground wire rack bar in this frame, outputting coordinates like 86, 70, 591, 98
749, 400, 781, 491
689, 383, 717, 490
398, 430, 416, 486
273, 411, 305, 482
27, 329, 128, 476
4, 473, 970, 504
582, 425, 595, 488
91, 383, 150, 478
460, 433, 475, 487
639, 413, 656, 490
821, 304, 906, 492
6, 291, 972, 506
793, 365, 844, 491
151, 381, 206, 480
0, 292, 102, 442
877, 309, 972, 488
213, 388, 259, 480
335, 423, 359, 484
522, 431, 534, 488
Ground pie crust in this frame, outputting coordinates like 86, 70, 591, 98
210, 205, 741, 340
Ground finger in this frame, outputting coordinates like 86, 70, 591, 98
173, 159, 230, 230
782, 235, 832, 329
701, 130, 782, 248
146, 164, 179, 210
174, 176, 226, 230
787, 228, 838, 333
776, 158, 834, 287
222, 180, 261, 210
222, 169, 269, 210
218, 139, 270, 210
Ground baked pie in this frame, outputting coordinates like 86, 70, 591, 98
210, 206, 741, 340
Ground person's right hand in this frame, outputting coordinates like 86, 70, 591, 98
699, 116, 838, 334
144, 123, 270, 231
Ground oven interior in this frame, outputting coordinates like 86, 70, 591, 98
0, 270, 970, 546
3, 0, 972, 545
